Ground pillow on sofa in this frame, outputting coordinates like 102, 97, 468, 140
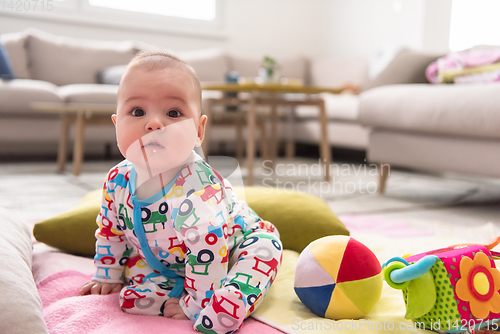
362, 49, 443, 91
0, 41, 14, 79
33, 187, 349, 256
0, 31, 30, 79
0, 207, 49, 334
98, 49, 229, 84
97, 65, 126, 85
27, 29, 136, 86
135, 43, 229, 82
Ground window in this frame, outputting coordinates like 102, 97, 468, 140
0, 0, 224, 38
88, 0, 216, 21
449, 0, 500, 51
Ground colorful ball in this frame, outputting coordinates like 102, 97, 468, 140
294, 235, 383, 319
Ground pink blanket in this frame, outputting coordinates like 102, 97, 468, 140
339, 215, 433, 238
37, 270, 283, 334
426, 49, 500, 83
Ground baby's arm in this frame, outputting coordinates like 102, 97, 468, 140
78, 281, 123, 296
79, 167, 131, 296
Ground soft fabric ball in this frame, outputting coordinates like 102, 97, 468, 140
294, 235, 383, 319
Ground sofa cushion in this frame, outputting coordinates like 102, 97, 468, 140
279, 56, 309, 84
0, 207, 49, 334
97, 65, 126, 85
134, 40, 175, 55
310, 57, 368, 88
295, 93, 359, 121
177, 49, 229, 83
0, 31, 30, 79
228, 54, 308, 83
368, 130, 500, 178
27, 29, 136, 86
290, 120, 369, 150
362, 49, 442, 91
97, 49, 229, 84
58, 84, 118, 104
359, 84, 500, 140
0, 79, 63, 115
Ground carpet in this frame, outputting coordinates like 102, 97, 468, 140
37, 270, 283, 334
252, 216, 500, 334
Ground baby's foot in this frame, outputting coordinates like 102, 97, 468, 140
163, 297, 189, 320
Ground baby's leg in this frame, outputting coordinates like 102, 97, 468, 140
120, 254, 177, 316
195, 228, 283, 333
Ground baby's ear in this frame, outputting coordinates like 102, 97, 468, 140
195, 115, 208, 147
111, 114, 117, 126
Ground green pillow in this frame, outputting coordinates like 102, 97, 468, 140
33, 187, 349, 257
33, 190, 101, 257
237, 187, 349, 253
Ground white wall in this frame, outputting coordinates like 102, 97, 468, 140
0, 0, 322, 58
316, 0, 451, 58
0, 0, 452, 59
422, 0, 452, 53
224, 0, 321, 58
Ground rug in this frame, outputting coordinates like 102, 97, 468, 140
36, 270, 283, 334
35, 215, 500, 334
339, 214, 434, 238
252, 219, 500, 334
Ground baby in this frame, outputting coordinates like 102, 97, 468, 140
78, 51, 282, 334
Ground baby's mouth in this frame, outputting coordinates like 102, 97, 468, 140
143, 140, 165, 150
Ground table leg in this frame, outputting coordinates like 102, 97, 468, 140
73, 111, 86, 176
57, 114, 71, 172
286, 106, 296, 159
236, 121, 244, 164
270, 104, 278, 169
201, 99, 212, 161
378, 163, 390, 194
318, 99, 331, 181
258, 120, 268, 161
246, 92, 257, 185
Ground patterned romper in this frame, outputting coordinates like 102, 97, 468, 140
92, 151, 283, 333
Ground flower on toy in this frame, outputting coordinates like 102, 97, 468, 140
456, 251, 500, 319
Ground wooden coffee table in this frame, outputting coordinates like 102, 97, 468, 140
201, 82, 343, 185
31, 102, 116, 176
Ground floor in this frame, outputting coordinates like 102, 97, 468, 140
4, 156, 498, 334
1, 155, 499, 233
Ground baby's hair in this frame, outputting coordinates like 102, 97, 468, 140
119, 50, 202, 112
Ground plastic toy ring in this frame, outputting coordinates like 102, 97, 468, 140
383, 261, 411, 290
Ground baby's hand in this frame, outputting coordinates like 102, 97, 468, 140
78, 281, 123, 296
163, 297, 189, 320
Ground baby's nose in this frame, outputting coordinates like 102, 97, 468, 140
146, 118, 164, 131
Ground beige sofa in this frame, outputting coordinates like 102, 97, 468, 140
0, 29, 369, 159
359, 83, 500, 192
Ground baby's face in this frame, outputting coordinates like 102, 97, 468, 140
113, 66, 206, 174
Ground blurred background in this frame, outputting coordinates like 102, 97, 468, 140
1, 0, 459, 60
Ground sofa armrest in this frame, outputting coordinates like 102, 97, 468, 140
359, 84, 500, 140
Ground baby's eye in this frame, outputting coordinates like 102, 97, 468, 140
131, 108, 145, 117
167, 109, 181, 118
